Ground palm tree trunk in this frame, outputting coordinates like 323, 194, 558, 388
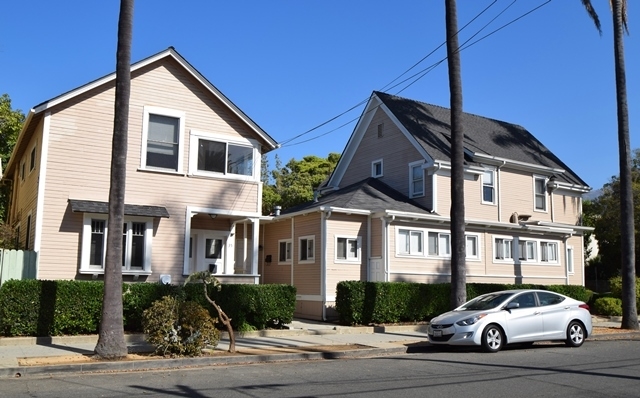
95, 0, 135, 358
611, 0, 638, 330
445, 0, 466, 309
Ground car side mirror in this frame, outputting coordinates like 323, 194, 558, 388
505, 302, 520, 310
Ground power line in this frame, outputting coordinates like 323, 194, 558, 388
280, 0, 551, 148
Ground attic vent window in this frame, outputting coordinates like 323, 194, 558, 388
377, 123, 384, 138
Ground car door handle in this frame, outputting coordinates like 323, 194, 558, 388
534, 311, 541, 315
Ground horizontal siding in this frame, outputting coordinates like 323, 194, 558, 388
326, 214, 368, 297
370, 217, 382, 258
38, 57, 265, 280
552, 192, 581, 224
261, 220, 293, 285
499, 168, 551, 223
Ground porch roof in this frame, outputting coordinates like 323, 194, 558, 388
68, 199, 170, 218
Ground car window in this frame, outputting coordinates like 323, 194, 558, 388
460, 292, 514, 310
536, 291, 565, 306
510, 292, 537, 308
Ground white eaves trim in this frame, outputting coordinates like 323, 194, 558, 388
31, 47, 278, 151
328, 92, 434, 187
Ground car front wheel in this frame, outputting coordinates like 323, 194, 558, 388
482, 324, 504, 353
566, 321, 586, 347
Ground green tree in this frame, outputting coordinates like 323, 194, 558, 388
445, 0, 466, 309
581, 0, 637, 329
0, 94, 25, 221
94, 0, 134, 359
585, 149, 640, 280
262, 153, 340, 214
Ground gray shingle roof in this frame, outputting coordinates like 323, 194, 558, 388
281, 178, 432, 215
68, 199, 170, 218
375, 91, 587, 186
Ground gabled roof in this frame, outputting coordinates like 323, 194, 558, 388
279, 177, 432, 216
328, 91, 587, 188
3, 47, 278, 177
374, 91, 587, 186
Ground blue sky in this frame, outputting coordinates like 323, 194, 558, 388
1, 1, 637, 191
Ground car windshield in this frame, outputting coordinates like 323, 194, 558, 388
458, 292, 515, 311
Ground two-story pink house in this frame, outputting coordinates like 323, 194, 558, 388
260, 91, 592, 320
2, 47, 278, 284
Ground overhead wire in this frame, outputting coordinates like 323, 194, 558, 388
280, 0, 551, 148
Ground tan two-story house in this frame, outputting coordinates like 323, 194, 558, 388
2, 47, 278, 284
260, 91, 591, 320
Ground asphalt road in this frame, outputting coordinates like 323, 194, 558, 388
3, 340, 639, 398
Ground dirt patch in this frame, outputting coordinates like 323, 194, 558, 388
17, 344, 369, 367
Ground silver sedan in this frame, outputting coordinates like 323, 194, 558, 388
427, 289, 593, 352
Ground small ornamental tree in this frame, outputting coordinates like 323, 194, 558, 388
185, 271, 236, 353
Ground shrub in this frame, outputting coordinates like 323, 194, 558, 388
593, 297, 623, 316
142, 296, 219, 357
608, 276, 640, 309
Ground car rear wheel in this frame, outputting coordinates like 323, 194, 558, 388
566, 321, 585, 347
482, 324, 504, 353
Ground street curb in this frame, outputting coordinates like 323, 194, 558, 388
0, 345, 409, 379
0, 334, 146, 347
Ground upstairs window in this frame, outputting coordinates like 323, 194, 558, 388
141, 106, 185, 173
534, 176, 547, 211
409, 162, 424, 197
372, 159, 383, 178
189, 131, 256, 180
482, 169, 495, 204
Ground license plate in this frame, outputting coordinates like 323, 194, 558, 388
434, 330, 442, 337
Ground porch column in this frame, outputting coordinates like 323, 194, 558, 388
252, 217, 259, 283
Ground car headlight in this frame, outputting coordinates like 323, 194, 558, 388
456, 314, 487, 326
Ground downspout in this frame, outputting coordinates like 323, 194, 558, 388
290, 217, 294, 286
383, 215, 395, 282
321, 210, 331, 321
367, 213, 372, 281
496, 160, 506, 222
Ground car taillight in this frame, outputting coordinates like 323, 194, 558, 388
579, 303, 590, 311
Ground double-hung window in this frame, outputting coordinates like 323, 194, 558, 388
534, 176, 547, 211
409, 162, 424, 197
336, 237, 360, 261
141, 107, 185, 172
518, 239, 537, 261
466, 235, 479, 259
428, 231, 450, 256
495, 237, 513, 260
278, 239, 292, 263
29, 146, 37, 172
82, 215, 153, 274
398, 229, 423, 255
482, 169, 495, 204
372, 159, 383, 178
299, 236, 315, 262
566, 246, 574, 273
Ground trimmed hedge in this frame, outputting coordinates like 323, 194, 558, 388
608, 276, 640, 309
0, 280, 296, 337
335, 281, 593, 325
593, 297, 622, 316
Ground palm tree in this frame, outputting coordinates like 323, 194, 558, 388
445, 0, 466, 309
581, 0, 638, 330
94, 0, 135, 358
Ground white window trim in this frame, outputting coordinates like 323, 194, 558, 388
298, 235, 315, 263
494, 236, 514, 262
533, 175, 548, 213
427, 230, 451, 258
493, 235, 561, 265
409, 161, 425, 198
566, 246, 575, 274
188, 129, 259, 181
335, 236, 362, 263
465, 234, 481, 261
481, 169, 496, 205
79, 213, 153, 275
140, 106, 186, 174
397, 228, 424, 257
278, 239, 292, 264
372, 159, 383, 178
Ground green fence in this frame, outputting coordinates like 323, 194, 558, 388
0, 249, 37, 286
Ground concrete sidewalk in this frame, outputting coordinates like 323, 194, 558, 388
0, 316, 636, 378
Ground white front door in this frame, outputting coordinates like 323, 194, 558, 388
190, 231, 227, 274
